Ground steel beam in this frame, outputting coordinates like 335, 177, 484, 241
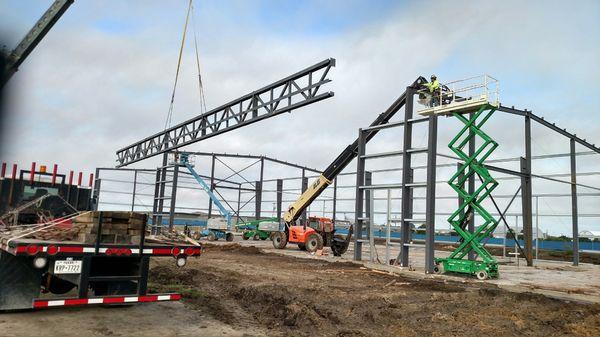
570, 138, 579, 266
498, 106, 600, 154
116, 59, 335, 167
180, 151, 321, 173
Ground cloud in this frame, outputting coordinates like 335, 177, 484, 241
0, 0, 598, 235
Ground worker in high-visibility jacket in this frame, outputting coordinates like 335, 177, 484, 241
423, 75, 440, 107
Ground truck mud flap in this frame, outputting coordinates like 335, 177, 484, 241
0, 251, 43, 310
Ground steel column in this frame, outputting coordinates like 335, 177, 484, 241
365, 171, 374, 262
168, 164, 179, 231
276, 179, 283, 223
354, 128, 366, 261
425, 115, 437, 274
523, 114, 533, 266
255, 180, 262, 220
399, 87, 414, 267
520, 157, 533, 265
570, 138, 579, 266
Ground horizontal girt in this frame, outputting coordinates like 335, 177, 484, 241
116, 58, 336, 167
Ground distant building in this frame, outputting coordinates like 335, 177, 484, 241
579, 230, 600, 240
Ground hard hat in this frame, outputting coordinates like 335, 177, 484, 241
431, 74, 437, 79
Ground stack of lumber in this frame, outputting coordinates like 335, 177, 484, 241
72, 211, 147, 244
0, 211, 148, 244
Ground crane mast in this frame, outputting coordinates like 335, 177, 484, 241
1, 0, 74, 87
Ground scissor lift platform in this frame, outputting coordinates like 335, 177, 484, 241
417, 75, 499, 117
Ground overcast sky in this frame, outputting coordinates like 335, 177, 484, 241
0, 0, 598, 235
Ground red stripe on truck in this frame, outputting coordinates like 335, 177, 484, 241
32, 294, 181, 309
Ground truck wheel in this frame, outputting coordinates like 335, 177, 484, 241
305, 233, 322, 253
253, 234, 260, 241
242, 232, 250, 240
272, 232, 288, 249
207, 231, 216, 241
476, 270, 488, 280
226, 233, 234, 242
298, 243, 306, 250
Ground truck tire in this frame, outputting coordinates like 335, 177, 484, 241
272, 232, 288, 249
242, 232, 250, 240
207, 231, 216, 241
305, 233, 323, 253
226, 233, 234, 242
253, 234, 260, 241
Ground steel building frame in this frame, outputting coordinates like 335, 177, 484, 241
98, 85, 599, 272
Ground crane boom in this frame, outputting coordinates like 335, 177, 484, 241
1, 0, 74, 87
179, 153, 232, 226
282, 76, 427, 224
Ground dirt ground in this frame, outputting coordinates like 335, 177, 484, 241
148, 243, 600, 337
1, 243, 599, 337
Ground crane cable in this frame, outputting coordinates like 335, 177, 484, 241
190, 1, 207, 114
164, 0, 193, 130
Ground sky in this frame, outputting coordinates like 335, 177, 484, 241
0, 0, 599, 236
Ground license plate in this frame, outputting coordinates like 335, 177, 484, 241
54, 260, 82, 274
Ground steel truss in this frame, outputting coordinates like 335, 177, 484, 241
115, 58, 335, 167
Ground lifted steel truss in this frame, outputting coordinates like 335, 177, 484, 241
115, 58, 335, 167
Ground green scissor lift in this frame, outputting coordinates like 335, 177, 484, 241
435, 103, 500, 280
237, 217, 278, 241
